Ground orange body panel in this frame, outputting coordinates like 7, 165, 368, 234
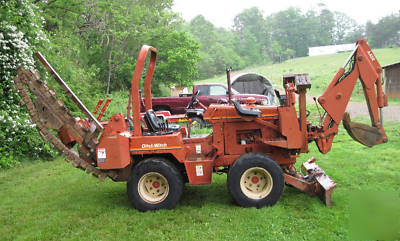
223, 122, 265, 155
204, 103, 278, 121
203, 102, 302, 167
96, 113, 131, 169
101, 113, 128, 136
277, 107, 302, 149
129, 133, 186, 162
183, 135, 214, 158
184, 159, 214, 185
97, 134, 130, 169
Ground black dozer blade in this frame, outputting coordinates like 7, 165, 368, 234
342, 112, 383, 147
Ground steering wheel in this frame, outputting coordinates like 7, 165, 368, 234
186, 90, 200, 109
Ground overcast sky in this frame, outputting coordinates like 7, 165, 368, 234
173, 0, 400, 28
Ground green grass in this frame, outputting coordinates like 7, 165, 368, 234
196, 47, 400, 103
1, 122, 399, 240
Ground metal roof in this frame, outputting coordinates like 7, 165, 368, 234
382, 62, 400, 69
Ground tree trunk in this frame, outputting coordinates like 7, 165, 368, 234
106, 40, 114, 95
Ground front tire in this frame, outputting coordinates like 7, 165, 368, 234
127, 158, 183, 211
227, 153, 284, 208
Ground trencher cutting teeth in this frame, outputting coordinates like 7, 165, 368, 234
14, 68, 117, 181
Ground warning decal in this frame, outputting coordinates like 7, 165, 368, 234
195, 165, 204, 176
97, 148, 106, 164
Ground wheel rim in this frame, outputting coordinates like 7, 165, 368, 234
240, 167, 273, 199
138, 172, 169, 204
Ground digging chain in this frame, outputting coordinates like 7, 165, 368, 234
13, 68, 118, 181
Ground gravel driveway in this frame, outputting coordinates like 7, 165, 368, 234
345, 102, 400, 123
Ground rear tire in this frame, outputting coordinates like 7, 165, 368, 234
127, 158, 183, 211
227, 153, 284, 208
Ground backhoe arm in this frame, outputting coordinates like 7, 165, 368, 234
314, 39, 388, 153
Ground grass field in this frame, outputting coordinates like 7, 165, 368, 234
1, 120, 399, 240
196, 47, 400, 105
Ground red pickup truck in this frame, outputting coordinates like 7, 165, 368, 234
149, 83, 271, 114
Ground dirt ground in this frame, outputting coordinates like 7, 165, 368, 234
345, 101, 400, 122
303, 95, 400, 122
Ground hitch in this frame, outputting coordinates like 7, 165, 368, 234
284, 157, 336, 206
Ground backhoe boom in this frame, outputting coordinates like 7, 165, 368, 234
313, 39, 388, 153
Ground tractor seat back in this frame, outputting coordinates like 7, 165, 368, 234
144, 109, 163, 132
143, 109, 180, 135
232, 100, 261, 116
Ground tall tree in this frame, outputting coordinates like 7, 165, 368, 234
366, 12, 400, 48
268, 8, 310, 59
151, 30, 200, 94
233, 7, 267, 64
333, 12, 360, 44
38, 0, 200, 96
187, 15, 218, 52
318, 9, 335, 45
187, 15, 243, 79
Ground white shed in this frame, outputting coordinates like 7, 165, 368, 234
308, 43, 355, 56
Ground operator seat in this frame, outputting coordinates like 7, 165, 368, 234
232, 100, 261, 116
143, 109, 180, 135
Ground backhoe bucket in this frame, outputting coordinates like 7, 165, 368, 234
342, 112, 383, 147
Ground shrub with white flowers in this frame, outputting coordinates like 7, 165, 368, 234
0, 0, 55, 168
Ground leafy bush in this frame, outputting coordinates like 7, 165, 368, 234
0, 0, 56, 168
